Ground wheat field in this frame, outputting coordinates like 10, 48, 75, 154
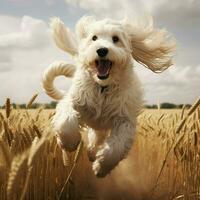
0, 97, 200, 200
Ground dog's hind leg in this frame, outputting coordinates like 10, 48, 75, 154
87, 129, 107, 162
52, 97, 81, 152
92, 118, 135, 177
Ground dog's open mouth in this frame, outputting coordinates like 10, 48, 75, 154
95, 59, 112, 80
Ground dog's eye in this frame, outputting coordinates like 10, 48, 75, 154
92, 35, 98, 41
112, 36, 119, 43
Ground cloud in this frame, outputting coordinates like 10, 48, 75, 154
154, 0, 200, 28
45, 0, 56, 6
0, 15, 72, 104
65, 0, 148, 19
135, 64, 200, 104
0, 16, 50, 51
65, 0, 200, 28
0, 15, 53, 74
0, 15, 21, 34
0, 52, 11, 63
0, 63, 12, 72
0, 51, 12, 72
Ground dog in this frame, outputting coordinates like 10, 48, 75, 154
42, 16, 176, 177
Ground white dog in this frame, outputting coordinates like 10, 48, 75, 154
42, 16, 175, 177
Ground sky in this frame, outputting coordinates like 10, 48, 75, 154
0, 0, 200, 105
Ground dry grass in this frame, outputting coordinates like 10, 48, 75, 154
0, 97, 200, 200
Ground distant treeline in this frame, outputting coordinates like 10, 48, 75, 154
145, 103, 191, 109
0, 101, 192, 109
0, 101, 58, 109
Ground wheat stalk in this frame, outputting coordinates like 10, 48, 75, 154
176, 97, 200, 134
26, 94, 38, 109
7, 151, 28, 199
5, 98, 11, 118
150, 97, 200, 198
58, 140, 83, 200
188, 97, 200, 116
32, 124, 41, 138
0, 112, 4, 120
62, 150, 70, 167
0, 96, 200, 200
20, 166, 33, 200
0, 140, 11, 167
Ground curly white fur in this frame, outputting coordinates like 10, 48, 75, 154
42, 15, 176, 177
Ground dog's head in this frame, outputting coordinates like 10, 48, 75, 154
51, 16, 176, 85
76, 16, 133, 85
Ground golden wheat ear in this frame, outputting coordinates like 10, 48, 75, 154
50, 17, 78, 56
123, 16, 176, 73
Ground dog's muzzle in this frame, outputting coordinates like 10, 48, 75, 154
95, 59, 112, 80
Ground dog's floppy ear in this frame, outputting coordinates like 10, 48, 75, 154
75, 16, 96, 39
123, 16, 176, 73
50, 17, 78, 56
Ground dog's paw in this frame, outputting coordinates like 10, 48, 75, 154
57, 136, 80, 152
92, 147, 113, 177
92, 143, 120, 177
56, 122, 81, 151
54, 115, 80, 152
92, 159, 111, 178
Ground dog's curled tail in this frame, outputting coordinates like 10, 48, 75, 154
42, 61, 76, 100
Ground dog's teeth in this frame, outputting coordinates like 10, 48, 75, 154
95, 59, 112, 79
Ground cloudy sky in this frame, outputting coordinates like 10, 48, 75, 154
0, 0, 200, 105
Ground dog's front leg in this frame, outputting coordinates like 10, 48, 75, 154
92, 118, 135, 177
52, 97, 81, 152
87, 129, 107, 162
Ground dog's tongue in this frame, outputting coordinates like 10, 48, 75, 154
97, 60, 111, 76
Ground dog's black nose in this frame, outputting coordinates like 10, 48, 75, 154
96, 48, 108, 57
